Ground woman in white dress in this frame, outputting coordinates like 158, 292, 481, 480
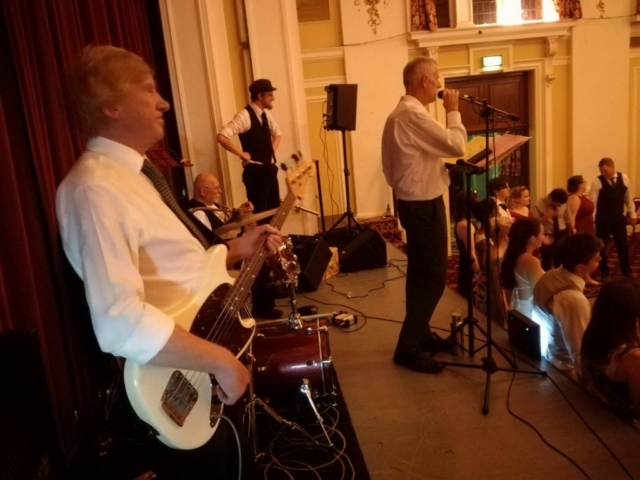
500, 217, 545, 319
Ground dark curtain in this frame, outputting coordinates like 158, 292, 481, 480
410, 0, 438, 32
553, 0, 582, 20
0, 0, 177, 468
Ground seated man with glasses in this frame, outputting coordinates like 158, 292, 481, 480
532, 233, 603, 379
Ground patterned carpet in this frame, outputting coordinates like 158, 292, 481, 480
362, 216, 640, 293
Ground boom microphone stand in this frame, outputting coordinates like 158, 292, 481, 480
437, 96, 545, 415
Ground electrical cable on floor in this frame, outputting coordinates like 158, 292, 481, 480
319, 105, 340, 219
210, 413, 243, 480
506, 350, 636, 480
321, 260, 406, 299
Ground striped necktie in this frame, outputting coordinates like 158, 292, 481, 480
141, 159, 210, 249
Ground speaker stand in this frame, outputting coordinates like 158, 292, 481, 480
326, 129, 362, 236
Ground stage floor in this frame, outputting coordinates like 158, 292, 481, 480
278, 242, 640, 480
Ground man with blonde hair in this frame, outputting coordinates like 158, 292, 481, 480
57, 45, 278, 478
382, 56, 467, 373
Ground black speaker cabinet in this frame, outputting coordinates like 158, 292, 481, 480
507, 309, 541, 361
290, 235, 333, 292
339, 228, 387, 273
325, 84, 357, 131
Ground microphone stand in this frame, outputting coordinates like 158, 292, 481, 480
437, 98, 545, 416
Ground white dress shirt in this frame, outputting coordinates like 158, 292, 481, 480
533, 267, 590, 374
381, 95, 467, 201
588, 172, 637, 219
218, 102, 282, 138
57, 137, 220, 364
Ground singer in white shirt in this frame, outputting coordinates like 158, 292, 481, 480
382, 56, 467, 374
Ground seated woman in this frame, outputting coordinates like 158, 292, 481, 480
507, 186, 533, 219
487, 213, 512, 327
580, 277, 640, 430
453, 190, 480, 300
500, 218, 545, 319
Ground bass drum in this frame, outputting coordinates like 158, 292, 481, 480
251, 318, 335, 407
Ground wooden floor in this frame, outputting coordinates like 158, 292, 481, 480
279, 242, 640, 480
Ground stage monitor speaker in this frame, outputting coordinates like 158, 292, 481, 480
325, 84, 357, 131
506, 309, 541, 361
290, 234, 333, 292
339, 228, 387, 273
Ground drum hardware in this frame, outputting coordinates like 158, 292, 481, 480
244, 335, 334, 461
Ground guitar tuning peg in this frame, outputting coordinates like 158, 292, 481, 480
280, 163, 288, 171
291, 153, 299, 163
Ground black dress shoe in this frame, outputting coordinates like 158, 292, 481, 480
418, 332, 457, 355
252, 308, 284, 320
393, 348, 444, 374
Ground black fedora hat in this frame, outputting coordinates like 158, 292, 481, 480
249, 78, 277, 96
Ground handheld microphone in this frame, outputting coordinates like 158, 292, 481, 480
437, 90, 474, 101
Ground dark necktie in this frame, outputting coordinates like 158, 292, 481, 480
609, 177, 616, 186
141, 159, 210, 249
261, 112, 274, 164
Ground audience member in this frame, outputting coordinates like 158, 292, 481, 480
589, 157, 637, 281
487, 214, 512, 327
531, 188, 572, 271
507, 185, 533, 219
453, 190, 480, 300
532, 233, 603, 378
580, 277, 640, 430
567, 174, 598, 286
487, 177, 512, 222
500, 218, 545, 319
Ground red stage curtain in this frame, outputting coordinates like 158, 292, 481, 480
0, 0, 168, 466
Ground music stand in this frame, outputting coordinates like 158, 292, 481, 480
439, 99, 545, 415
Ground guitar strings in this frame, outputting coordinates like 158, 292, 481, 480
172, 189, 298, 401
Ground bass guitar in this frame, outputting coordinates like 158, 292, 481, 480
123, 155, 313, 449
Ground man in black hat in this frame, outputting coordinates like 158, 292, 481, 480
217, 78, 283, 319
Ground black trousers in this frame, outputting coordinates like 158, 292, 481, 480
242, 163, 280, 218
396, 197, 448, 351
540, 229, 569, 271
596, 213, 630, 276
242, 163, 281, 313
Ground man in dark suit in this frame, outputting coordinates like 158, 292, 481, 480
589, 157, 637, 280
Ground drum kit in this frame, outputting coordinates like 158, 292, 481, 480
225, 231, 337, 459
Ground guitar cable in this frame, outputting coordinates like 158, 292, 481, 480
210, 412, 243, 480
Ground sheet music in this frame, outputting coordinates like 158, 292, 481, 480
444, 133, 530, 168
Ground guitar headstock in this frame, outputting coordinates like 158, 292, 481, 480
281, 151, 314, 199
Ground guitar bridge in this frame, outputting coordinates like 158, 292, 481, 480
161, 370, 199, 427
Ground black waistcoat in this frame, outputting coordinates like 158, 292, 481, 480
596, 174, 627, 218
238, 106, 274, 165
184, 198, 225, 231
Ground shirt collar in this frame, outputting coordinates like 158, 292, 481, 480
400, 95, 424, 108
559, 266, 586, 291
86, 136, 145, 173
249, 102, 265, 118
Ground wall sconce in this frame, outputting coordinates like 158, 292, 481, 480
481, 55, 503, 72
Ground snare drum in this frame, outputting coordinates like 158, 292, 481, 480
250, 318, 335, 406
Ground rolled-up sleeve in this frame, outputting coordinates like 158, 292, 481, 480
59, 182, 175, 364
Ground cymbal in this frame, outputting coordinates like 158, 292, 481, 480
214, 208, 279, 235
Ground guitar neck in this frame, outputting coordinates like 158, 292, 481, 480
223, 191, 297, 311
